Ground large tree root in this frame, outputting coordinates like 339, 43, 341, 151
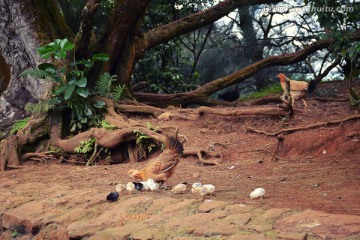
0, 115, 49, 171
245, 114, 360, 136
198, 106, 289, 117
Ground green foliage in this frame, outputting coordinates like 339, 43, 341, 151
11, 230, 18, 238
307, 0, 360, 78
99, 120, 116, 130
25, 100, 55, 114
74, 138, 96, 154
308, 0, 359, 31
94, 73, 125, 101
133, 130, 156, 153
239, 83, 283, 101
37, 38, 74, 59
20, 38, 118, 132
20, 69, 55, 80
349, 87, 360, 109
134, 63, 200, 93
95, 72, 117, 97
134, 1, 211, 94
146, 122, 160, 132
112, 84, 125, 101
10, 117, 30, 135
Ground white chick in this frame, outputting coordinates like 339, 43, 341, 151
199, 187, 209, 198
192, 183, 215, 199
126, 182, 136, 193
147, 178, 159, 191
202, 184, 215, 195
140, 181, 151, 191
191, 182, 202, 194
115, 184, 126, 193
250, 188, 266, 199
171, 183, 187, 194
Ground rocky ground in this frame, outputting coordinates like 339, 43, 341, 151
1, 80, 360, 239
1, 164, 360, 239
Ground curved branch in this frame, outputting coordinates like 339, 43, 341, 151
315, 55, 342, 82
138, 0, 281, 53
134, 29, 360, 107
245, 114, 360, 136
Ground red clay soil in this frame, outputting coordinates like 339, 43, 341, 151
5, 80, 360, 215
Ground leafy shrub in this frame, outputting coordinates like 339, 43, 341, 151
74, 138, 96, 154
20, 38, 122, 132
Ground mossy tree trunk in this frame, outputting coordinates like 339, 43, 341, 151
0, 0, 73, 132
0, 0, 72, 168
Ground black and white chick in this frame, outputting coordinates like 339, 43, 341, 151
133, 182, 144, 191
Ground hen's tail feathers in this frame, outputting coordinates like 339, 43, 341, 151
167, 136, 184, 155
308, 80, 317, 94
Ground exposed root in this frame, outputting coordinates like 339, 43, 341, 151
21, 151, 57, 162
183, 148, 222, 166
315, 97, 349, 102
86, 142, 99, 166
1, 115, 49, 170
198, 106, 289, 117
246, 114, 360, 136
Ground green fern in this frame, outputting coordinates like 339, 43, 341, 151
10, 117, 30, 135
20, 69, 53, 80
25, 100, 54, 114
112, 84, 124, 101
95, 73, 117, 97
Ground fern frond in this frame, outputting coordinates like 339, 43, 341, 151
25, 100, 54, 114
20, 69, 53, 80
95, 73, 117, 97
10, 117, 30, 135
112, 84, 124, 101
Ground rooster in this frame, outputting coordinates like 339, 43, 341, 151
128, 136, 184, 188
277, 73, 317, 108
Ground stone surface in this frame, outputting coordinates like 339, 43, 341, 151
1, 171, 360, 239
197, 200, 227, 213
274, 209, 360, 239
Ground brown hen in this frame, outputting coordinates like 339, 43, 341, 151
277, 73, 317, 108
128, 136, 183, 187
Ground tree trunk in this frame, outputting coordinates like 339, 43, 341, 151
94, 0, 151, 92
0, 0, 73, 132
